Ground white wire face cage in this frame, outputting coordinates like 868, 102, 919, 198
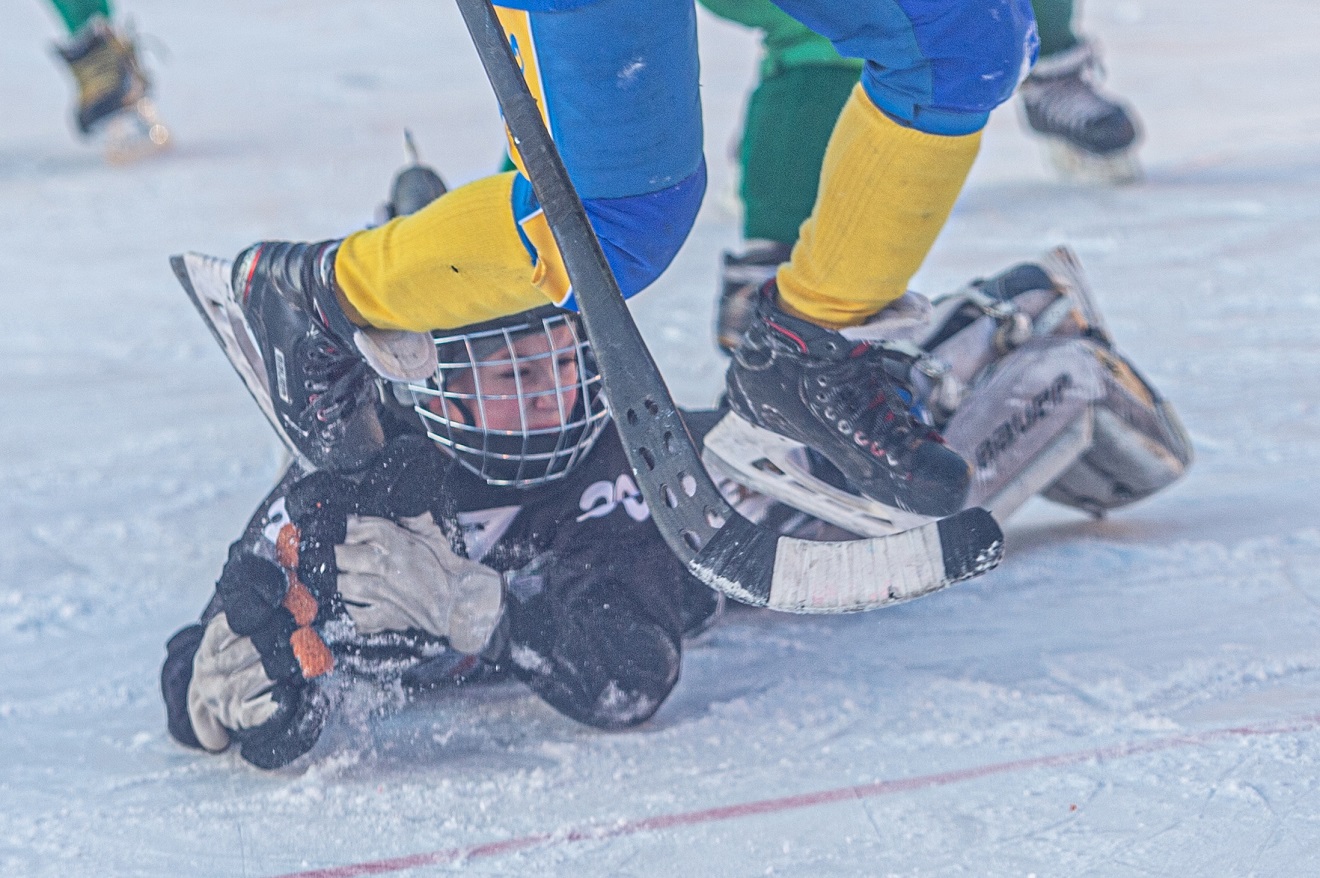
404, 310, 610, 488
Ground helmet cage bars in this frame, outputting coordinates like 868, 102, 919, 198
405, 309, 610, 488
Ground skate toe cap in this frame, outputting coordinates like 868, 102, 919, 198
905, 443, 973, 517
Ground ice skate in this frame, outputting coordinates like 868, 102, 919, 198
55, 17, 169, 162
171, 250, 375, 471
173, 241, 434, 471
707, 249, 1192, 535
226, 241, 438, 470
1019, 41, 1141, 184
719, 286, 972, 520
175, 153, 448, 471
715, 240, 792, 354
706, 262, 1086, 537
378, 131, 449, 221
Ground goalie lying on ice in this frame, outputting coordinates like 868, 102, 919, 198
161, 308, 727, 769
161, 155, 1188, 768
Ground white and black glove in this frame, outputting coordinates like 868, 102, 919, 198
333, 513, 505, 654
187, 609, 327, 770
188, 612, 278, 751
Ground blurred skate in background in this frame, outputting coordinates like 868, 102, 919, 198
52, 10, 169, 162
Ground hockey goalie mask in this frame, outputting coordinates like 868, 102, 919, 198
403, 308, 610, 488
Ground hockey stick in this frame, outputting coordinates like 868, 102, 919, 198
455, 0, 1002, 612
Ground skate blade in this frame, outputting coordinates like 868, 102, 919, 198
1042, 139, 1142, 185
172, 252, 311, 468
700, 413, 937, 538
174, 254, 269, 401
101, 99, 170, 165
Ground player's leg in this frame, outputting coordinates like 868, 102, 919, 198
717, 63, 857, 351
702, 0, 861, 351
738, 64, 856, 251
1019, 0, 1142, 179
720, 0, 1036, 516
1033, 0, 1079, 58
765, 0, 1035, 323
48, 0, 167, 152
338, 0, 704, 329
230, 0, 705, 436
244, 0, 701, 329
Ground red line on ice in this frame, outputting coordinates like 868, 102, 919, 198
273, 713, 1320, 878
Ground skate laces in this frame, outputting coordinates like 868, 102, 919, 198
303, 332, 371, 434
817, 344, 938, 463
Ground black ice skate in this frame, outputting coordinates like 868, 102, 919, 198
228, 241, 436, 470
173, 153, 444, 471
55, 16, 168, 160
378, 131, 449, 221
716, 240, 792, 354
1019, 41, 1141, 184
721, 287, 972, 519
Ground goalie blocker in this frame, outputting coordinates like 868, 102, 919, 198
704, 247, 1192, 537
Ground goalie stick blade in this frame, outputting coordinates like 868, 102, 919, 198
171, 252, 310, 468
456, 0, 1004, 612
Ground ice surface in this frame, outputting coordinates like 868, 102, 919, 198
3, 1, 1320, 875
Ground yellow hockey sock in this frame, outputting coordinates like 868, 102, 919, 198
335, 172, 558, 332
776, 84, 981, 329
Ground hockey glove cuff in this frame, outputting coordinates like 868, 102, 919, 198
215, 550, 334, 681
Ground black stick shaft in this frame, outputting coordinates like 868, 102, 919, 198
454, 0, 747, 580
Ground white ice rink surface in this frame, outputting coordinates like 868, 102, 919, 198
3, 1, 1320, 875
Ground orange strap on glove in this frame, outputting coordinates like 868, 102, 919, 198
275, 522, 335, 678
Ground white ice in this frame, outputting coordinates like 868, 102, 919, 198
2, 1, 1320, 875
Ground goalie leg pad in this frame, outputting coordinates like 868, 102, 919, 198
1042, 349, 1192, 514
940, 336, 1191, 519
917, 247, 1190, 516
939, 337, 1105, 520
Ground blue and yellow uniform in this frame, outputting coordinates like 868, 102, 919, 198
334, 0, 1036, 332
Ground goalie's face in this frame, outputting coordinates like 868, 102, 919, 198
426, 323, 580, 432
406, 311, 610, 487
